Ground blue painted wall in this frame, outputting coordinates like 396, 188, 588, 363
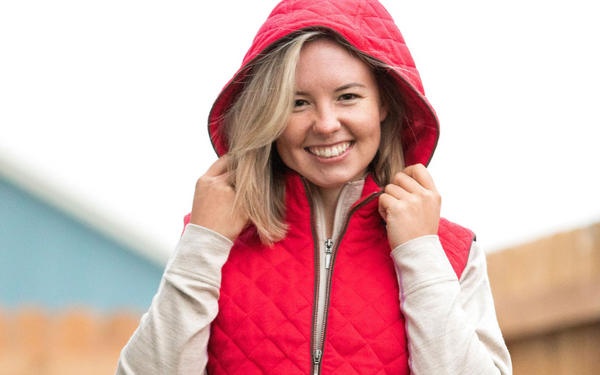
0, 176, 164, 312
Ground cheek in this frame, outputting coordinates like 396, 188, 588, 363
371, 128, 382, 154
276, 119, 306, 155
359, 114, 382, 144
362, 122, 382, 161
275, 132, 298, 169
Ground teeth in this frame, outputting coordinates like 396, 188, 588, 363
309, 142, 351, 158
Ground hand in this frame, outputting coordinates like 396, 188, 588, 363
378, 164, 441, 250
190, 155, 248, 242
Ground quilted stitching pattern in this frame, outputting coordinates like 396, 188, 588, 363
438, 218, 475, 280
203, 174, 473, 374
208, 0, 440, 167
208, 175, 315, 374
318, 178, 409, 374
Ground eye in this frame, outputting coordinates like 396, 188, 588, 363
339, 93, 358, 101
294, 99, 308, 107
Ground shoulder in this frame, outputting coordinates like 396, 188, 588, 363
438, 218, 476, 279
438, 218, 476, 244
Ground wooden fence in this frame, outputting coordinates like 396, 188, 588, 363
1, 223, 599, 374
488, 223, 600, 375
0, 309, 139, 375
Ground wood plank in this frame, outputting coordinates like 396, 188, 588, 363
509, 322, 600, 375
496, 279, 600, 341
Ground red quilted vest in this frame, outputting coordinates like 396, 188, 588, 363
191, 173, 474, 374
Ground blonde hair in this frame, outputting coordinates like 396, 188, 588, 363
224, 29, 406, 244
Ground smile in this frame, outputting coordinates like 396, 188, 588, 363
307, 142, 352, 158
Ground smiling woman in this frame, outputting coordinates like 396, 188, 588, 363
115, 1, 512, 374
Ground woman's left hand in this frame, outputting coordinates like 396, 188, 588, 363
378, 164, 441, 250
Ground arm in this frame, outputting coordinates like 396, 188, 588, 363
392, 236, 512, 375
115, 224, 233, 375
117, 156, 246, 374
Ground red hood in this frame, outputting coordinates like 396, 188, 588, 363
208, 0, 439, 167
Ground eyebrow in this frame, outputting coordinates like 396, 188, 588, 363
335, 83, 366, 92
295, 83, 366, 96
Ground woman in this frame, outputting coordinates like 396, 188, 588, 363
117, 0, 511, 374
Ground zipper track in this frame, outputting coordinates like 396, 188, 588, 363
302, 175, 381, 374
301, 178, 322, 375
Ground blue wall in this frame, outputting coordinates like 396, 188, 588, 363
0, 176, 164, 312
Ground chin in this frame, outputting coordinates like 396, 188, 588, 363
306, 173, 359, 191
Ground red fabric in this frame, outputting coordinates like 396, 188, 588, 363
208, 0, 440, 167
181, 173, 474, 374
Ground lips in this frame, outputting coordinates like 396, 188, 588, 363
307, 141, 352, 158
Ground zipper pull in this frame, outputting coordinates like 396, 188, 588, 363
313, 349, 322, 374
325, 239, 333, 269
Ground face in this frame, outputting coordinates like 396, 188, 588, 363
276, 39, 387, 195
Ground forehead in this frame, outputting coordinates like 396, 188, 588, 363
296, 39, 376, 87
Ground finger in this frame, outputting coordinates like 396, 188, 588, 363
402, 164, 437, 191
378, 193, 396, 220
391, 172, 423, 194
384, 183, 410, 200
204, 155, 229, 177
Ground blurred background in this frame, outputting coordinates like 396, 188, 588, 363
1, 0, 599, 374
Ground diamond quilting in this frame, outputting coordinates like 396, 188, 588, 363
270, 358, 309, 375
324, 211, 408, 372
247, 338, 287, 374
214, 335, 249, 373
216, 294, 251, 338
370, 323, 409, 365
326, 313, 369, 357
207, 174, 472, 374
231, 359, 262, 374
351, 305, 392, 341
349, 344, 389, 374
329, 361, 362, 375
247, 300, 292, 336
228, 316, 268, 357
208, 174, 315, 375
265, 320, 307, 355
271, 286, 311, 328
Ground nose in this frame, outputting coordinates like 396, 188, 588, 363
312, 105, 341, 135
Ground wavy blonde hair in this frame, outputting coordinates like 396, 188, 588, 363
223, 28, 406, 244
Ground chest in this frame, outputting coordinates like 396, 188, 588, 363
207, 212, 410, 375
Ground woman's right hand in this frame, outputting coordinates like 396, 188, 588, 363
190, 155, 248, 242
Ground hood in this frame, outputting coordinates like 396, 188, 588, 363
208, 0, 439, 167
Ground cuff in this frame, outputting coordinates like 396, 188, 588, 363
391, 235, 458, 296
167, 224, 234, 277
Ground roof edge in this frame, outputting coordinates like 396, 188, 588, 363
0, 151, 170, 267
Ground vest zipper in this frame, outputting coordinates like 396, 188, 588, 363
325, 238, 333, 269
313, 349, 323, 374
302, 177, 381, 375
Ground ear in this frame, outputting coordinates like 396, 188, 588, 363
379, 100, 389, 123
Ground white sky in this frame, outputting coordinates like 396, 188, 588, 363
1, 0, 599, 258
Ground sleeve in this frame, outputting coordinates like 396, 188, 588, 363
391, 235, 512, 375
115, 224, 233, 375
